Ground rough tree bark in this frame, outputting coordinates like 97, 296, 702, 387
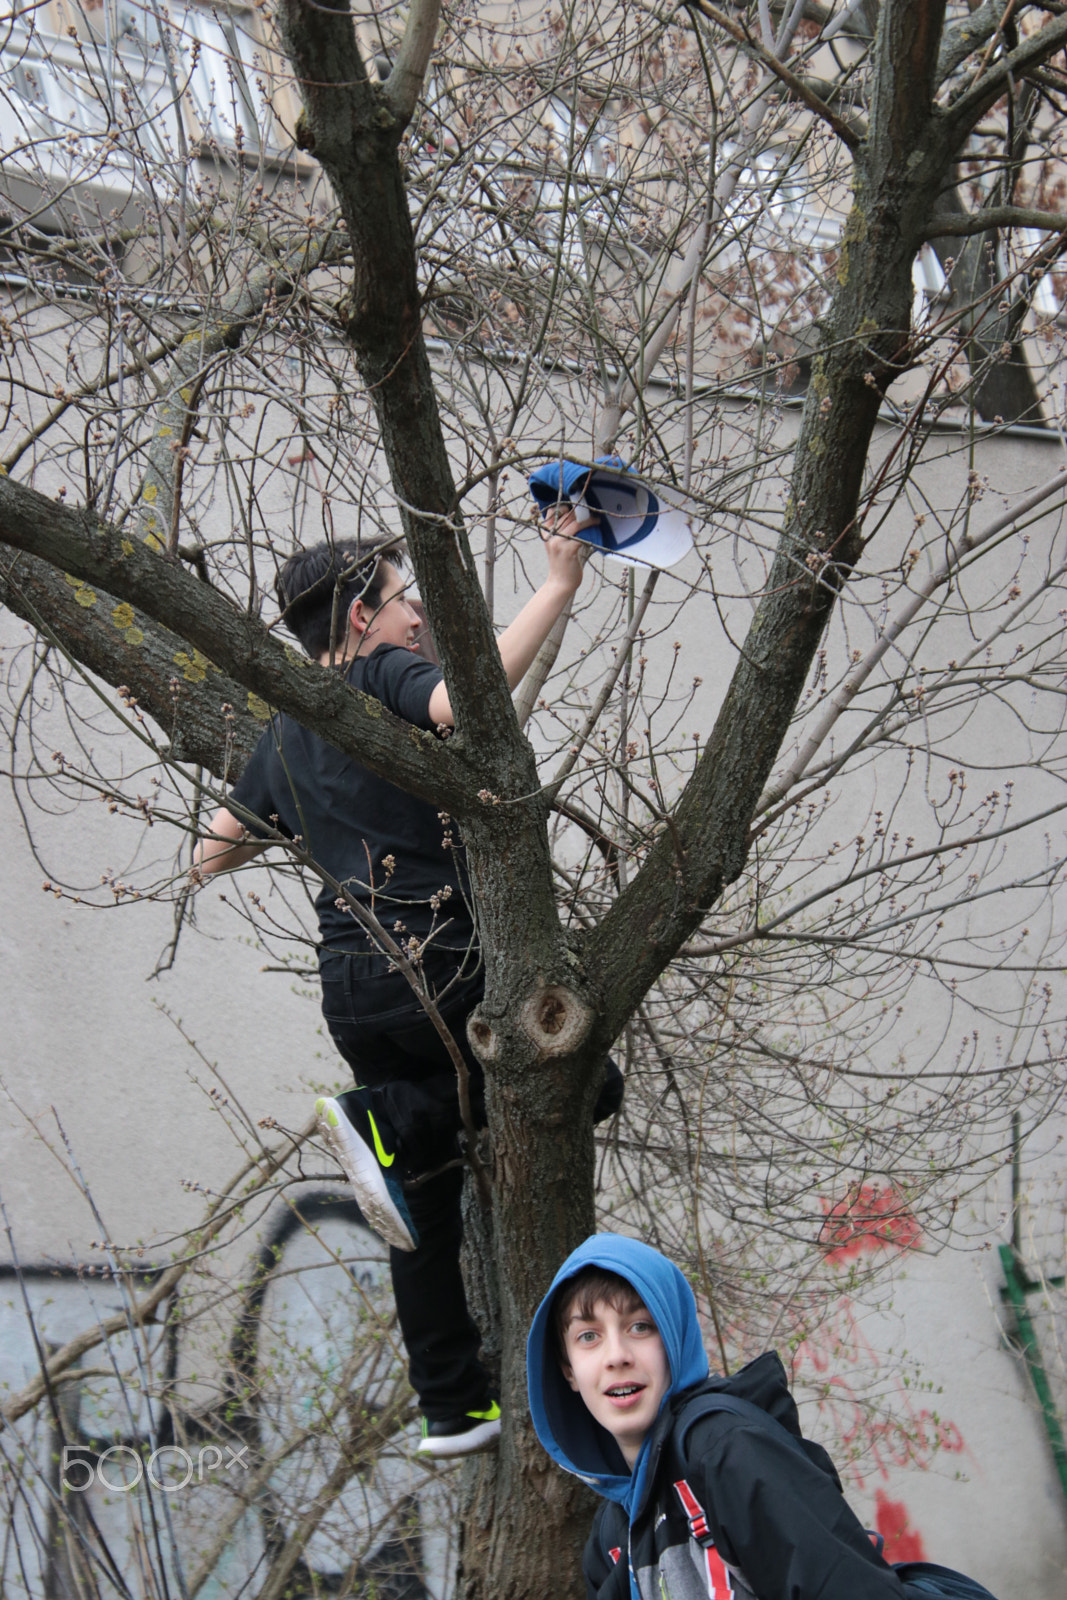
0, 543, 263, 777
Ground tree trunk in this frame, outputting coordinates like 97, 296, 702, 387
456, 1036, 603, 1600
10, 2, 1067, 1596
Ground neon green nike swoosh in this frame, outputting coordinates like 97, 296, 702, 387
467, 1401, 501, 1422
366, 1111, 395, 1168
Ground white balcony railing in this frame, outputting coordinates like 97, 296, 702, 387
0, 3, 285, 211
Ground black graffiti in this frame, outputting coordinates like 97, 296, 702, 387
1, 1191, 429, 1600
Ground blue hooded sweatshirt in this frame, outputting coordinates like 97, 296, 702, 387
526, 1233, 710, 1522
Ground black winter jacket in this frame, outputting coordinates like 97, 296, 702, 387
582, 1353, 910, 1600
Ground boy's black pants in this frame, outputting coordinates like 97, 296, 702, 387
318, 945, 622, 1421
319, 946, 489, 1420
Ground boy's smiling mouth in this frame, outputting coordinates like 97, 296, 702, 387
605, 1384, 645, 1400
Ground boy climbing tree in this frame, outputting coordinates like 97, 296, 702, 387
195, 516, 622, 1457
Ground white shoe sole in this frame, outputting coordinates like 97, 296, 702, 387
315, 1097, 417, 1252
416, 1417, 502, 1459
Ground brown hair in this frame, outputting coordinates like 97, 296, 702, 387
276, 536, 408, 658
552, 1267, 646, 1365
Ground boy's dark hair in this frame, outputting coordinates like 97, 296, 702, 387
276, 536, 407, 658
553, 1266, 646, 1366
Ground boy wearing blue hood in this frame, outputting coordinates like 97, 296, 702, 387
528, 1235, 986, 1600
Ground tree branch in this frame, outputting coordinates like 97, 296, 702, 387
512, 596, 573, 730
0, 473, 472, 813
135, 227, 347, 555
0, 541, 262, 779
690, 0, 863, 149
277, 0, 533, 787
545, 570, 660, 798
936, 0, 1008, 85
584, 0, 954, 1037
939, 10, 1067, 146
598, 0, 836, 447
920, 204, 1067, 239
381, 0, 441, 126
1, 334, 184, 479
756, 465, 1067, 815
0, 1121, 312, 1425
277, 0, 569, 991
925, 80, 1050, 426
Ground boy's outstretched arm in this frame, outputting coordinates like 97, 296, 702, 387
196, 519, 590, 870
426, 518, 588, 728
194, 806, 267, 878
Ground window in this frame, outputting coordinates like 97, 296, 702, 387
0, 0, 282, 198
165, 4, 270, 151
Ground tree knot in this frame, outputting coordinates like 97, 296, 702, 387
294, 111, 315, 154
467, 1012, 498, 1062
521, 985, 592, 1057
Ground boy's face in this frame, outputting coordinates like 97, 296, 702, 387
560, 1296, 670, 1467
351, 562, 421, 655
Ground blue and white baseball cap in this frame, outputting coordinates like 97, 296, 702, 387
528, 456, 698, 570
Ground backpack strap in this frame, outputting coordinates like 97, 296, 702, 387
675, 1389, 814, 1463
670, 1392, 814, 1551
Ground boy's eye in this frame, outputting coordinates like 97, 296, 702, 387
575, 1329, 598, 1344
630, 1319, 656, 1335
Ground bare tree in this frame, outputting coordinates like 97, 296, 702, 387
4, 0, 1067, 1594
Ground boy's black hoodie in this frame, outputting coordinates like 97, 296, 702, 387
527, 1233, 911, 1600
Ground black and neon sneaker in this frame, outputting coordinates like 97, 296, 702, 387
315, 1092, 419, 1253
416, 1400, 501, 1460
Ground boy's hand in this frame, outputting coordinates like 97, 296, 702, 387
541, 507, 595, 593
543, 501, 599, 538
429, 510, 592, 725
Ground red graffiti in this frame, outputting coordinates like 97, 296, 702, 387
875, 1490, 928, 1563
791, 1297, 967, 1489
819, 1184, 922, 1263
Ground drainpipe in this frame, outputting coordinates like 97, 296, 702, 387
998, 1111, 1067, 1508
